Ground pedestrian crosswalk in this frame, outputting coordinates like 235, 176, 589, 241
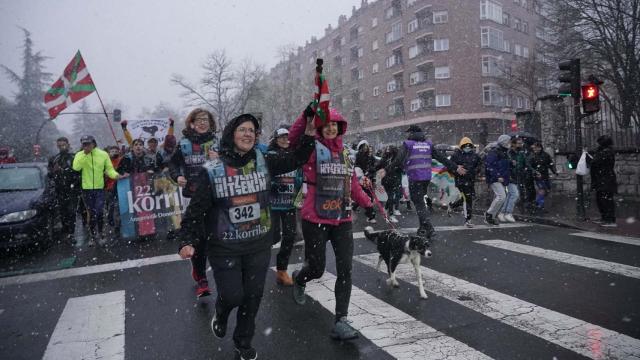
1, 226, 639, 360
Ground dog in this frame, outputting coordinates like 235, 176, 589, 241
364, 226, 432, 299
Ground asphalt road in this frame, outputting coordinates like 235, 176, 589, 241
1, 209, 639, 360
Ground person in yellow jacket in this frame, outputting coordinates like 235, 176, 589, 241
72, 135, 127, 246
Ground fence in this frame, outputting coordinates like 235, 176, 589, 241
561, 99, 640, 153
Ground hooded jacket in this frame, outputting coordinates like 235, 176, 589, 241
288, 110, 372, 225
484, 141, 511, 185
168, 127, 218, 183
72, 147, 120, 190
589, 137, 617, 193
450, 137, 481, 187
178, 114, 315, 256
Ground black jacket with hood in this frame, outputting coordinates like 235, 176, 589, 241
178, 114, 315, 256
450, 137, 481, 187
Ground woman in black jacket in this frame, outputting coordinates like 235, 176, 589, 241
449, 137, 481, 227
527, 142, 557, 212
589, 135, 617, 227
375, 145, 402, 222
178, 114, 316, 360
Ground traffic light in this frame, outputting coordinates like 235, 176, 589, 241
558, 59, 581, 97
113, 108, 121, 122
510, 119, 518, 132
567, 152, 579, 170
581, 83, 601, 114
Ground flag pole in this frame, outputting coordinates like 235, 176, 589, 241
93, 88, 119, 146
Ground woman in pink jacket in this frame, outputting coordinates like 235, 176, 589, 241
288, 108, 374, 341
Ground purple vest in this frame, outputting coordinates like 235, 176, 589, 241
404, 140, 432, 181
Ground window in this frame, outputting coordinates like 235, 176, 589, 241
522, 46, 529, 58
481, 27, 504, 50
385, 1, 402, 20
387, 80, 397, 92
480, 0, 503, 23
436, 94, 451, 107
516, 96, 524, 108
372, 40, 379, 51
386, 22, 403, 43
434, 66, 450, 79
358, 48, 364, 58
514, 44, 522, 57
386, 49, 403, 68
407, 0, 417, 6
503, 40, 510, 52
522, 21, 528, 34
351, 68, 359, 81
372, 63, 379, 73
434, 39, 449, 51
373, 86, 380, 96
408, 19, 418, 33
433, 11, 448, 24
502, 12, 510, 26
513, 17, 521, 32
409, 45, 420, 59
410, 98, 422, 112
341, 37, 346, 45
372, 17, 378, 27
482, 55, 500, 76
409, 71, 424, 85
483, 84, 504, 106
358, 69, 364, 79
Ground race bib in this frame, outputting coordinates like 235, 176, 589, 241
229, 203, 260, 223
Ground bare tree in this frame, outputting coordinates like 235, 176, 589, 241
543, 0, 640, 127
171, 50, 265, 129
494, 51, 555, 108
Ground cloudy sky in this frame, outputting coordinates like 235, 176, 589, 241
0, 0, 360, 128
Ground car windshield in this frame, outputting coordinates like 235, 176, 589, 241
0, 167, 43, 191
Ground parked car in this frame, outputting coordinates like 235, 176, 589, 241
0, 162, 56, 250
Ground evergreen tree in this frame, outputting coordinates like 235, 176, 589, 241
1, 28, 60, 161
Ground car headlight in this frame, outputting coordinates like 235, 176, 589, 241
0, 210, 38, 224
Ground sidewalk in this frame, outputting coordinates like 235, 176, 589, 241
473, 192, 640, 237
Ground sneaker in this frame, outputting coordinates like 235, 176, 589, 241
276, 270, 294, 286
234, 346, 258, 360
196, 279, 211, 298
504, 214, 516, 223
591, 219, 604, 224
292, 270, 306, 305
392, 209, 401, 216
330, 317, 359, 340
465, 220, 474, 228
211, 311, 227, 339
497, 213, 507, 222
389, 215, 399, 223
484, 213, 499, 226
600, 222, 618, 228
367, 217, 377, 224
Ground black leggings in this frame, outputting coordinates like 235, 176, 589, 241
295, 220, 353, 322
272, 209, 296, 270
210, 248, 271, 349
596, 190, 616, 222
451, 183, 474, 220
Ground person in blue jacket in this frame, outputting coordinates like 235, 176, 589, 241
484, 134, 511, 225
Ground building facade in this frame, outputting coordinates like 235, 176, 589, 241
270, 0, 542, 147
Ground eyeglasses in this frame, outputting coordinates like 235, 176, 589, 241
235, 127, 256, 135
193, 117, 209, 124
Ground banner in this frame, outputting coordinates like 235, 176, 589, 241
126, 119, 171, 145
428, 160, 461, 206
117, 171, 188, 239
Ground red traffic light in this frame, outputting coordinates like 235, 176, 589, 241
510, 119, 518, 131
582, 84, 598, 100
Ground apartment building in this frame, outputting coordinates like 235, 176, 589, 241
270, 0, 541, 146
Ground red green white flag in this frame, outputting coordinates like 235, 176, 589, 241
44, 50, 96, 119
312, 60, 330, 128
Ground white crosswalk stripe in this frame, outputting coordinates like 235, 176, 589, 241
475, 239, 640, 279
355, 253, 640, 360
570, 232, 640, 246
277, 266, 494, 360
42, 291, 125, 360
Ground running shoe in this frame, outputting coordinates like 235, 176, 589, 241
330, 317, 359, 340
234, 346, 258, 360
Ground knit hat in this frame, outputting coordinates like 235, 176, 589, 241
357, 139, 369, 150
497, 134, 511, 148
275, 128, 289, 137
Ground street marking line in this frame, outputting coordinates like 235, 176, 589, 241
570, 232, 640, 246
0, 254, 182, 287
275, 266, 493, 360
0, 309, 4, 316
42, 290, 125, 360
475, 239, 640, 279
355, 253, 640, 360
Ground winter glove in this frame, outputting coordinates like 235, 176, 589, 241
169, 118, 174, 127
120, 120, 128, 130
304, 102, 316, 119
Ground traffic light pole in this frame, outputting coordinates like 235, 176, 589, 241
574, 97, 586, 221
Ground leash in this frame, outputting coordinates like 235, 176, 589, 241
364, 178, 397, 230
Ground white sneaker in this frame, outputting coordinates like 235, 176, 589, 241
465, 220, 474, 228
367, 218, 377, 224
504, 214, 516, 223
497, 213, 506, 222
389, 215, 399, 223
392, 210, 401, 216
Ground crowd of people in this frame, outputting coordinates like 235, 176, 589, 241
26, 104, 619, 360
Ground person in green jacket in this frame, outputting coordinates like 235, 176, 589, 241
72, 135, 126, 246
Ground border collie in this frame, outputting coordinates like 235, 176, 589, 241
363, 226, 432, 299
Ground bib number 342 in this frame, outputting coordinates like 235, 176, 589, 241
229, 203, 260, 223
